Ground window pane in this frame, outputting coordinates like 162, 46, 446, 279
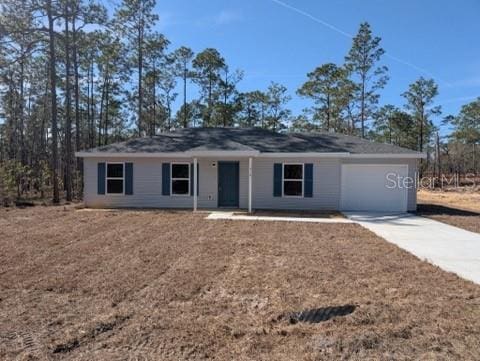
172, 164, 189, 179
284, 164, 302, 179
107, 179, 123, 194
172, 180, 189, 195
107, 164, 123, 178
284, 181, 302, 196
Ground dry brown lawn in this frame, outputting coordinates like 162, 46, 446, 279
418, 189, 480, 213
417, 189, 480, 233
1, 206, 480, 360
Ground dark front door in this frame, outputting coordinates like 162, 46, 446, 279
218, 161, 239, 208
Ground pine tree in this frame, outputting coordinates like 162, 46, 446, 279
345, 22, 388, 138
402, 77, 441, 153
298, 63, 353, 132
114, 0, 158, 135
192, 48, 225, 126
264, 82, 291, 132
449, 98, 480, 174
172, 47, 194, 128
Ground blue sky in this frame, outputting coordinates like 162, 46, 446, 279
153, 0, 480, 133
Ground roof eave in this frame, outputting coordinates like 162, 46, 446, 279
186, 150, 260, 157
75, 150, 260, 158
76, 151, 425, 159
256, 152, 350, 158
348, 153, 427, 159
258, 152, 424, 159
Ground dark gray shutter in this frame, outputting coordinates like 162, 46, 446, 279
97, 162, 105, 195
304, 163, 313, 197
190, 163, 199, 196
162, 163, 170, 196
273, 163, 282, 197
125, 163, 133, 195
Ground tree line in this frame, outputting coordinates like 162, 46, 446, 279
0, 0, 478, 205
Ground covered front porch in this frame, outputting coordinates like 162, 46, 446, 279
190, 155, 254, 213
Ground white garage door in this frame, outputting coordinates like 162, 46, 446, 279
341, 164, 408, 212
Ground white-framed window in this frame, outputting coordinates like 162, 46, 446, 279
283, 163, 304, 197
171, 163, 190, 196
106, 162, 124, 195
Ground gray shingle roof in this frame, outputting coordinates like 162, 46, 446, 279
80, 127, 422, 155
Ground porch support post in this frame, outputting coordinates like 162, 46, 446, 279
248, 157, 252, 213
193, 157, 198, 212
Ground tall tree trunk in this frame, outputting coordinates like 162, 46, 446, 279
183, 65, 187, 128
326, 93, 330, 130
87, 62, 92, 148
223, 68, 228, 127
18, 47, 26, 165
419, 113, 424, 152
6, 72, 15, 160
418, 105, 425, 177
72, 6, 82, 182
40, 104, 46, 159
167, 92, 171, 130
27, 79, 35, 167
64, 4, 73, 201
47, 0, 60, 204
360, 74, 366, 138
104, 77, 109, 145
207, 74, 213, 126
98, 74, 107, 146
435, 131, 441, 182
41, 74, 49, 159
151, 61, 156, 136
137, 27, 144, 135
89, 61, 95, 148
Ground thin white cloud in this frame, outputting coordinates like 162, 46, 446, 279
270, 0, 353, 38
444, 76, 480, 89
195, 10, 243, 27
438, 95, 479, 105
157, 11, 177, 30
269, 0, 452, 86
214, 10, 243, 25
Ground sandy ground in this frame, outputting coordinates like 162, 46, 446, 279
417, 189, 480, 233
1, 206, 480, 360
418, 189, 480, 213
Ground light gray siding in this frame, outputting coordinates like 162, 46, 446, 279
85, 157, 191, 208
252, 157, 341, 210
83, 156, 418, 211
83, 157, 249, 209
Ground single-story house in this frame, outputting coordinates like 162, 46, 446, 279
75, 127, 426, 212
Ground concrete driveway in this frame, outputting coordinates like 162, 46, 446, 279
344, 212, 480, 285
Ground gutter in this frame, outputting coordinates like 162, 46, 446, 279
75, 151, 426, 159
75, 150, 260, 158
347, 153, 427, 159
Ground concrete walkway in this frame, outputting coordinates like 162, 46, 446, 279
207, 211, 354, 223
344, 212, 480, 285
